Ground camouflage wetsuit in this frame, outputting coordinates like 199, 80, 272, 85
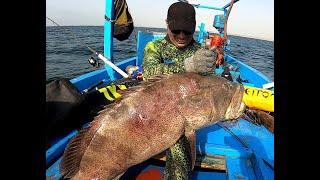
142, 35, 201, 80
142, 36, 200, 179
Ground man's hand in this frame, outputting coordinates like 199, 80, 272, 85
214, 47, 224, 66
184, 48, 217, 73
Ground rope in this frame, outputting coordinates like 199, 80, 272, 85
217, 121, 249, 149
223, 0, 235, 42
218, 119, 274, 170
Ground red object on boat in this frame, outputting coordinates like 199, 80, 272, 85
135, 168, 163, 180
210, 34, 225, 47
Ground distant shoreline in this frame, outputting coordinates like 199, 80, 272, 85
46, 25, 274, 42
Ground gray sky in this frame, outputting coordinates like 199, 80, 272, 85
46, 0, 274, 41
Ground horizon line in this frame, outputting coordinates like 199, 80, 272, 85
46, 25, 274, 42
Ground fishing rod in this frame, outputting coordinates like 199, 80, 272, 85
46, 17, 129, 78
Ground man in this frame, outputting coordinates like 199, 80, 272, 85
142, 1, 217, 80
141, 2, 218, 179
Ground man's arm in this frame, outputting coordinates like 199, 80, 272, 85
142, 41, 166, 80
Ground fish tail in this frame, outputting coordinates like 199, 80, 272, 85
59, 119, 102, 179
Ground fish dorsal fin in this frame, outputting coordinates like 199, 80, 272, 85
114, 75, 166, 97
124, 74, 170, 92
111, 74, 171, 100
145, 74, 170, 83
60, 119, 102, 178
116, 85, 146, 99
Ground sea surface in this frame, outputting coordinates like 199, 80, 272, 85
46, 26, 274, 82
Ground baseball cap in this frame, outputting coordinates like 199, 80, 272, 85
167, 2, 196, 34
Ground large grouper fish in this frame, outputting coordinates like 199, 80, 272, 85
60, 72, 246, 179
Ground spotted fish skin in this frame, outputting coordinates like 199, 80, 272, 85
59, 73, 246, 180
165, 135, 192, 180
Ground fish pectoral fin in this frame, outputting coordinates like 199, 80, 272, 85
185, 130, 196, 171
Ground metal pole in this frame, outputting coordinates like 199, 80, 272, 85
193, 4, 224, 11
222, 0, 240, 9
104, 0, 116, 80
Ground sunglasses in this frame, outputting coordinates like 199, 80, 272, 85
171, 30, 193, 35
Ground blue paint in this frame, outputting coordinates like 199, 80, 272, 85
225, 55, 271, 87
242, 82, 255, 87
213, 15, 225, 29
223, 0, 240, 9
193, 4, 224, 11
250, 153, 274, 180
191, 169, 227, 179
226, 157, 256, 180
202, 144, 252, 158
104, 0, 115, 80
136, 31, 165, 66
197, 23, 208, 45
223, 119, 274, 162
224, 39, 231, 52
46, 158, 62, 180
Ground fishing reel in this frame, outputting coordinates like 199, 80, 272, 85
88, 56, 102, 68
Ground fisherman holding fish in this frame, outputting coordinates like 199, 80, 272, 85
142, 2, 220, 179
59, 2, 247, 180
143, 2, 218, 80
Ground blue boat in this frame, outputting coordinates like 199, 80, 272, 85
46, 0, 274, 179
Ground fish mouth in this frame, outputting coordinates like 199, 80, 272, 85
224, 85, 246, 120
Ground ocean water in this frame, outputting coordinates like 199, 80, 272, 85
46, 26, 274, 82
